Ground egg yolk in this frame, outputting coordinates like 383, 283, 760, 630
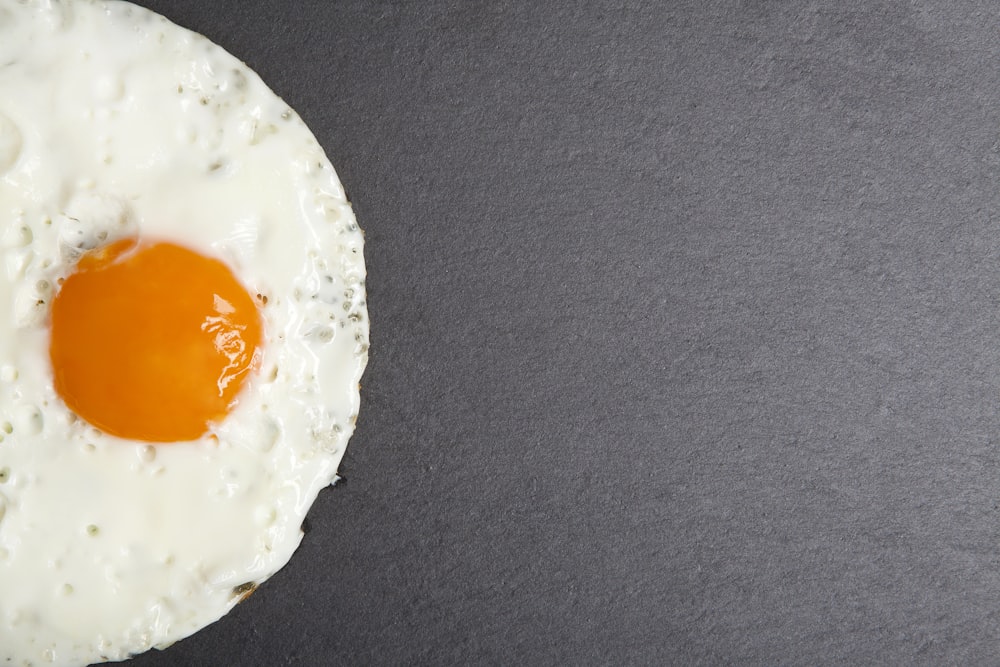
49, 239, 262, 442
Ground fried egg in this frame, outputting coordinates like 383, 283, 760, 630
0, 1, 369, 664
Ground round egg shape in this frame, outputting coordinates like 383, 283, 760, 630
0, 1, 369, 664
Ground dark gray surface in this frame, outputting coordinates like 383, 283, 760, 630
113, 0, 1000, 665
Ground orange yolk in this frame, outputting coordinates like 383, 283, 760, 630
49, 239, 262, 442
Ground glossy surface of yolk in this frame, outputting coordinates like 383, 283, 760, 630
49, 239, 262, 442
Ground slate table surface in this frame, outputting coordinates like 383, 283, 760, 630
115, 1, 1000, 665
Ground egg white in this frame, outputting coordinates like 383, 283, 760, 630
0, 1, 368, 664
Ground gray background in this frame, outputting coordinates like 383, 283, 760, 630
115, 0, 1000, 665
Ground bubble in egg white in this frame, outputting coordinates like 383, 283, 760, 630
58, 192, 135, 261
6, 248, 33, 283
92, 75, 124, 104
2, 222, 31, 249
15, 405, 42, 436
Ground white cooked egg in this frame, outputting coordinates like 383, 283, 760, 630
0, 1, 369, 664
